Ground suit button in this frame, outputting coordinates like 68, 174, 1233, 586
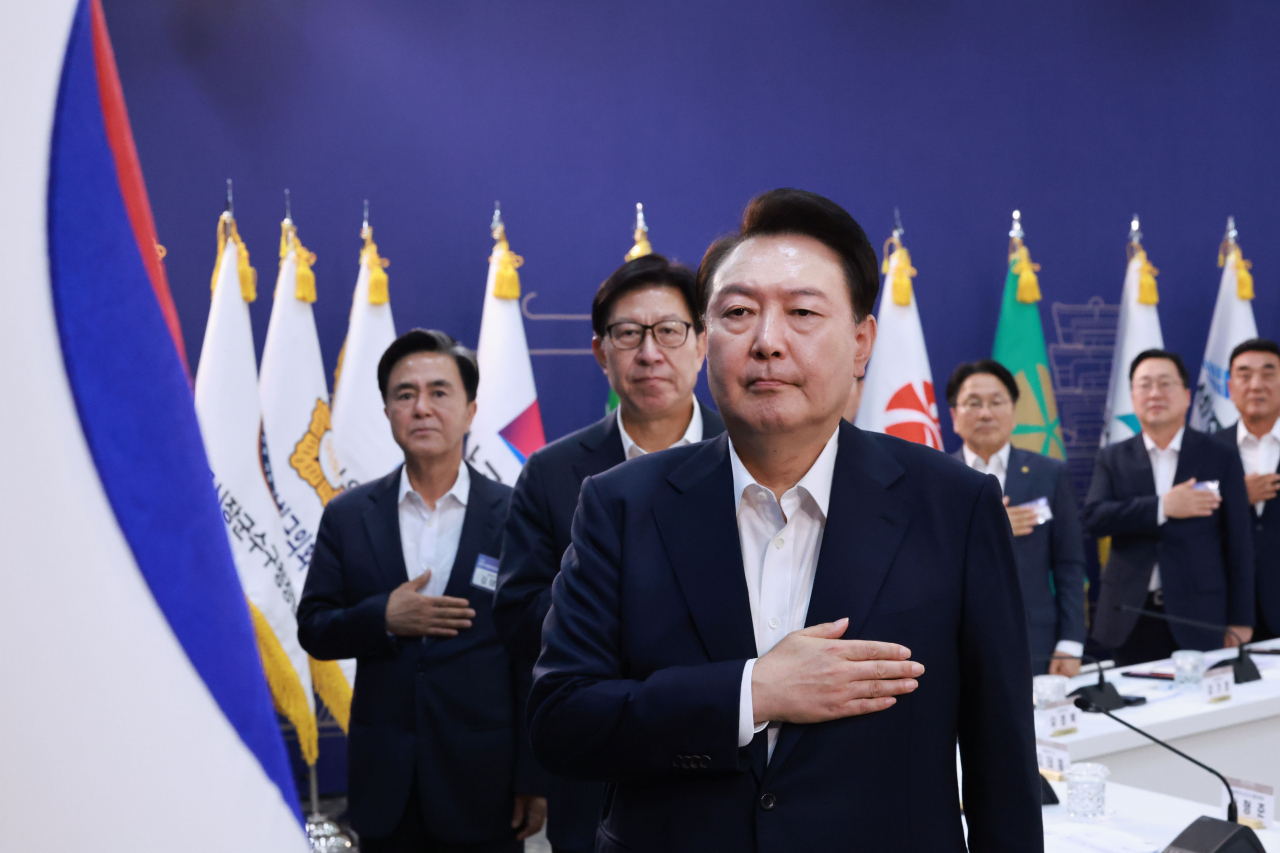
673, 756, 682, 768
1258, 524, 1265, 532
699, 755, 710, 768
759, 793, 776, 811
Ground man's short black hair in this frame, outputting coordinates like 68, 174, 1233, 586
946, 359, 1020, 408
1229, 338, 1280, 372
377, 329, 479, 402
1129, 348, 1190, 387
695, 188, 880, 320
591, 254, 702, 337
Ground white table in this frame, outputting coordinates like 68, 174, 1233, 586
1049, 639, 1280, 804
1041, 780, 1279, 852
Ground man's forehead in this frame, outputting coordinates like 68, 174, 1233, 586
960, 374, 1006, 396
609, 284, 691, 321
714, 233, 845, 291
1234, 351, 1280, 370
1134, 358, 1179, 377
390, 351, 459, 383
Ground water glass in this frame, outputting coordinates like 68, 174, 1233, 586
1173, 650, 1205, 687
1033, 674, 1069, 710
1066, 762, 1109, 819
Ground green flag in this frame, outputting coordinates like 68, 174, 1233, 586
992, 241, 1066, 459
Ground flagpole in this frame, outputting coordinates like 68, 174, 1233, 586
304, 761, 354, 851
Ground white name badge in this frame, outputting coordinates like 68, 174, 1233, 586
1018, 496, 1054, 525
1035, 698, 1080, 737
1036, 738, 1071, 779
1202, 666, 1233, 703
1223, 777, 1274, 829
471, 554, 500, 592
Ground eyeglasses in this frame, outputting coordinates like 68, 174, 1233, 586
1133, 379, 1182, 394
605, 320, 693, 350
959, 396, 1012, 413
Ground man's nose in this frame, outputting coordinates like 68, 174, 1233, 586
634, 330, 664, 363
750, 309, 784, 360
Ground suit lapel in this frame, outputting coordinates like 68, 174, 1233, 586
768, 423, 911, 774
1002, 448, 1028, 505
1125, 435, 1158, 495
441, 466, 500, 602
652, 435, 757, 664
572, 412, 626, 483
363, 466, 409, 590
1173, 429, 1197, 485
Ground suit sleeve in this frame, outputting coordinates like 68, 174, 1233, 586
528, 477, 747, 783
1049, 467, 1087, 645
296, 505, 397, 661
494, 457, 559, 673
958, 476, 1044, 853
1083, 448, 1160, 536
1218, 448, 1257, 628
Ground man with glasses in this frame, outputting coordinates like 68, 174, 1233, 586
1085, 349, 1254, 666
493, 253, 725, 853
1216, 338, 1280, 642
947, 360, 1085, 676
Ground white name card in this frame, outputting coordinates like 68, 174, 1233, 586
1036, 737, 1071, 779
1222, 777, 1274, 829
1035, 698, 1080, 737
1202, 666, 1233, 703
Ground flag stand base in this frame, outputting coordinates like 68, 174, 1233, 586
306, 765, 354, 851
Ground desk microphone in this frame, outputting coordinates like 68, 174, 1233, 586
1066, 653, 1127, 712
1117, 605, 1261, 684
1072, 696, 1263, 852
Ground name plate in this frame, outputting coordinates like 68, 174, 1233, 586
1222, 777, 1274, 829
1202, 666, 1233, 703
1036, 738, 1071, 780
1035, 698, 1080, 737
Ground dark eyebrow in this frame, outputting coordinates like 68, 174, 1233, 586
391, 381, 416, 395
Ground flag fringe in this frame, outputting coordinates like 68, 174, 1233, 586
280, 223, 318, 303
309, 657, 352, 735
212, 215, 257, 302
247, 598, 318, 765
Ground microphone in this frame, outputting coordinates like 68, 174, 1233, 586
1066, 653, 1127, 712
1071, 695, 1264, 852
1118, 605, 1261, 684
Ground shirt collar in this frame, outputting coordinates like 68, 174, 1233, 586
616, 400, 704, 459
398, 459, 470, 509
1142, 426, 1185, 455
728, 427, 840, 520
962, 441, 1010, 473
1238, 418, 1280, 446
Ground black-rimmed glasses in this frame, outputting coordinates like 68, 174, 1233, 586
605, 320, 693, 350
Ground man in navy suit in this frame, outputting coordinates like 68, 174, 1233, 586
528, 190, 1041, 852
947, 359, 1086, 676
1217, 338, 1280, 642
298, 330, 545, 852
494, 253, 724, 852
1085, 349, 1254, 666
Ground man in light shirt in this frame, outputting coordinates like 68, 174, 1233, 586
947, 359, 1086, 677
529, 189, 1041, 852
299, 330, 545, 852
1217, 338, 1280, 642
493, 254, 725, 853
1085, 349, 1254, 666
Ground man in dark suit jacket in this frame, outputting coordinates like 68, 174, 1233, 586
529, 190, 1041, 851
494, 253, 724, 852
1085, 349, 1255, 666
298, 330, 545, 852
947, 359, 1087, 676
1217, 337, 1280, 641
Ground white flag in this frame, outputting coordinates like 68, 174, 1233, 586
259, 222, 356, 719
331, 227, 401, 485
1101, 248, 1164, 446
1190, 240, 1257, 433
466, 213, 546, 484
856, 239, 942, 448
194, 218, 318, 764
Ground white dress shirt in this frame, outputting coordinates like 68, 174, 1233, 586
962, 441, 1082, 659
962, 442, 1011, 492
617, 401, 704, 460
733, 428, 840, 759
398, 461, 470, 597
1237, 419, 1280, 514
1143, 427, 1184, 592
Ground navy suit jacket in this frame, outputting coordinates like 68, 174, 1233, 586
1084, 429, 1255, 650
952, 446, 1087, 672
529, 422, 1042, 853
493, 401, 724, 850
1215, 423, 1280, 636
297, 464, 540, 843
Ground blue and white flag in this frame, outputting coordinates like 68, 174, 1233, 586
1190, 226, 1257, 433
0, 0, 307, 848
1101, 242, 1164, 446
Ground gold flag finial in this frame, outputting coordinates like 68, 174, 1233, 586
625, 202, 653, 261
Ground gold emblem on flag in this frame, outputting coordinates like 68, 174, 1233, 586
290, 399, 344, 506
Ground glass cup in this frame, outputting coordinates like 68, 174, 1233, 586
1066, 762, 1109, 819
1173, 650, 1205, 687
1033, 674, 1069, 710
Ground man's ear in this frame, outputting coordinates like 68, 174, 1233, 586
592, 335, 609, 372
464, 399, 478, 432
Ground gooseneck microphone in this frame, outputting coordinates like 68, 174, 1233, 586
1067, 653, 1126, 712
1118, 605, 1261, 684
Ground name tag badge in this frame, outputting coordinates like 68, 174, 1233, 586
471, 554, 500, 592
1018, 496, 1054, 525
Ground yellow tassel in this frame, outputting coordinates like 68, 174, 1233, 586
211, 216, 257, 302
889, 246, 917, 306
491, 235, 524, 300
360, 227, 390, 305
1011, 245, 1041, 303
246, 599, 318, 766
624, 228, 653, 262
309, 657, 351, 735
1235, 252, 1255, 300
1134, 248, 1159, 305
279, 223, 317, 303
